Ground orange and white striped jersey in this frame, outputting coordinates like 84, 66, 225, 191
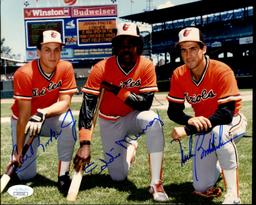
12, 59, 77, 118
82, 56, 158, 120
167, 58, 241, 117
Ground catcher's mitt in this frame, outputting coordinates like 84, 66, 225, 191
193, 186, 222, 198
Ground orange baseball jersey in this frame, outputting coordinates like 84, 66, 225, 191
82, 56, 158, 120
167, 58, 241, 117
12, 59, 77, 118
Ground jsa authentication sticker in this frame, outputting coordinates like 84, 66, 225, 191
7, 185, 33, 199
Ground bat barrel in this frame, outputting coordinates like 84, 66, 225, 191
0, 163, 17, 193
1, 174, 11, 193
66, 171, 83, 201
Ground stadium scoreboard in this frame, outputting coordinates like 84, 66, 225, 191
24, 5, 117, 61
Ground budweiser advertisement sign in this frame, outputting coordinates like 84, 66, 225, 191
71, 5, 117, 17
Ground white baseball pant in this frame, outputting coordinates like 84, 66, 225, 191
99, 110, 165, 181
192, 112, 247, 192
10, 111, 77, 180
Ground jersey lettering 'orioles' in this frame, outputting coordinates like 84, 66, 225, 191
167, 59, 241, 117
12, 59, 77, 118
82, 56, 158, 120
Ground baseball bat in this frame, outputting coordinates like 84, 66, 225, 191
67, 89, 104, 201
1, 134, 36, 193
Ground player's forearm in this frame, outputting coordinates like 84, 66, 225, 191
16, 101, 31, 154
41, 100, 70, 117
78, 93, 97, 130
184, 101, 235, 135
124, 92, 154, 111
40, 94, 73, 117
101, 81, 154, 111
167, 101, 192, 125
16, 118, 28, 154
208, 101, 235, 127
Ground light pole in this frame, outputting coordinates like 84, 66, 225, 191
130, 0, 134, 14
140, 25, 152, 60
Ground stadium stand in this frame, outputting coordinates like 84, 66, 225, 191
121, 0, 254, 90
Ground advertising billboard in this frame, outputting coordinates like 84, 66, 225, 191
24, 5, 117, 61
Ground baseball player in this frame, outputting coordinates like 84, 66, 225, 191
8, 30, 77, 196
168, 27, 247, 204
73, 22, 169, 202
167, 27, 247, 204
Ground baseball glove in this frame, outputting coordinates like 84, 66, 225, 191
25, 109, 46, 136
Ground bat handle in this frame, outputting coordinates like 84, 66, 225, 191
6, 163, 18, 177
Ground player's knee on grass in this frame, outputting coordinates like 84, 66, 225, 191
17, 161, 37, 181
109, 167, 128, 181
193, 166, 221, 193
107, 155, 129, 181
193, 180, 215, 193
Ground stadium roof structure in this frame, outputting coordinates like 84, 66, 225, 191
120, 0, 254, 24
1, 56, 25, 63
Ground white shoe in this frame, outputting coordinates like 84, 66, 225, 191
222, 193, 241, 204
149, 181, 169, 202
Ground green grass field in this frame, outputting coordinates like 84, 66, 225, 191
0, 96, 252, 204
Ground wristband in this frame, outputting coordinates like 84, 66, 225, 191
80, 140, 91, 147
79, 128, 92, 141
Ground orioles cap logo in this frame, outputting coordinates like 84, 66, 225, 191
122, 24, 130, 31
183, 29, 192, 37
51, 32, 57, 38
64, 0, 77, 5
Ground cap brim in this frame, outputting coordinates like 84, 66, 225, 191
113, 34, 139, 39
175, 40, 205, 47
41, 41, 65, 45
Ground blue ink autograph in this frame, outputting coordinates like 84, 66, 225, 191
83, 115, 164, 174
14, 109, 77, 173
171, 134, 194, 167
171, 125, 245, 181
84, 147, 122, 175
14, 111, 163, 176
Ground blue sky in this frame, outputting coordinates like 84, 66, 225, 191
1, 0, 195, 61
